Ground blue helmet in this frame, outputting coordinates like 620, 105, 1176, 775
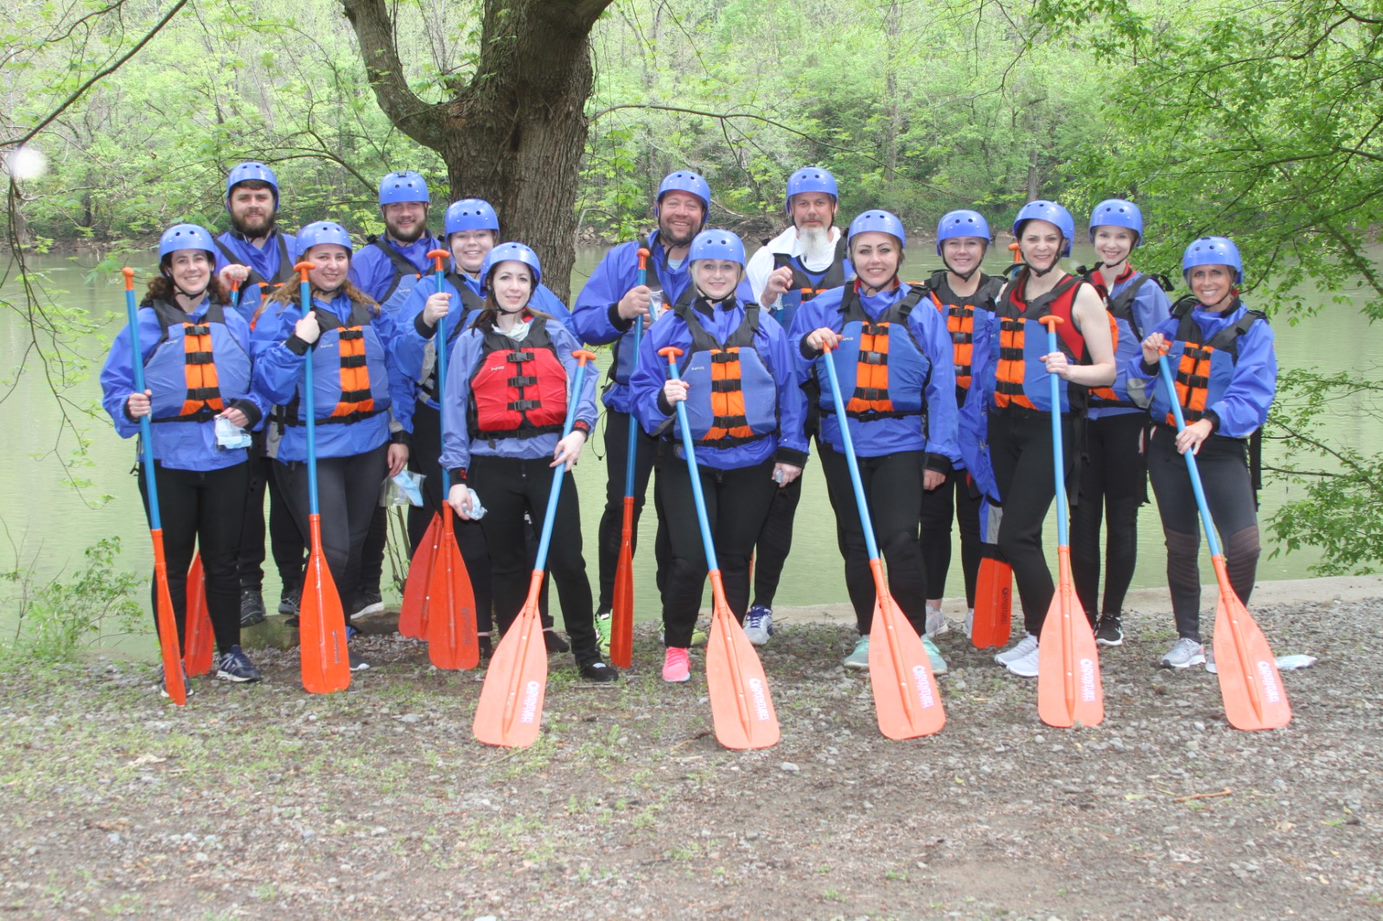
225, 161, 280, 205
296, 221, 354, 259
935, 210, 992, 256
158, 223, 218, 262
688, 229, 746, 267
1182, 236, 1243, 284
445, 198, 500, 236
379, 171, 430, 206
1088, 198, 1144, 245
482, 242, 543, 288
656, 170, 712, 216
1013, 200, 1076, 256
848, 209, 907, 250
784, 167, 839, 214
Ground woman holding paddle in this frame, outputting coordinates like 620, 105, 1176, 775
252, 221, 411, 670
790, 209, 959, 676
1128, 236, 1275, 670
440, 243, 618, 683
630, 228, 808, 683
101, 223, 265, 686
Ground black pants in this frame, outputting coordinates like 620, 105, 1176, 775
237, 447, 306, 593
1071, 412, 1149, 622
595, 409, 669, 611
750, 471, 802, 610
470, 454, 599, 664
406, 400, 495, 634
989, 408, 1080, 635
919, 467, 983, 608
276, 444, 389, 622
660, 457, 778, 648
1147, 427, 1260, 641
138, 461, 249, 654
819, 444, 929, 636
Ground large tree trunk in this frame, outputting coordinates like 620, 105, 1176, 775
342, 0, 612, 302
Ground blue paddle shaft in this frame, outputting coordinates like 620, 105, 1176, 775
666, 358, 721, 573
124, 280, 163, 531
434, 265, 452, 496
1156, 354, 1224, 557
300, 276, 320, 518
820, 348, 883, 563
1043, 322, 1069, 547
532, 358, 591, 573
622, 262, 649, 496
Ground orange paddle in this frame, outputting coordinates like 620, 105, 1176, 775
183, 554, 214, 676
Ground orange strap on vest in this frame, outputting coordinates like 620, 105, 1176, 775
330, 327, 376, 420
846, 320, 896, 416
704, 348, 757, 443
176, 322, 225, 418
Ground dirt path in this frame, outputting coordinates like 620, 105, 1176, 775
1, 591, 1380, 920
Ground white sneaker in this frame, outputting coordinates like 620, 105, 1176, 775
1161, 637, 1206, 669
995, 633, 1038, 666
744, 605, 773, 646
964, 608, 975, 639
1004, 640, 1040, 678
925, 603, 949, 637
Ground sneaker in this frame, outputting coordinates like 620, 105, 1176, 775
1161, 637, 1206, 670
663, 647, 691, 683
278, 584, 301, 617
479, 633, 493, 661
995, 634, 1038, 666
1095, 614, 1124, 647
239, 589, 267, 628
925, 603, 949, 638
964, 607, 975, 640
744, 605, 774, 646
578, 659, 620, 683
354, 590, 384, 618
158, 665, 194, 699
843, 635, 870, 670
922, 635, 948, 676
346, 624, 370, 671
1004, 640, 1040, 678
594, 609, 612, 658
216, 645, 262, 683
543, 628, 570, 654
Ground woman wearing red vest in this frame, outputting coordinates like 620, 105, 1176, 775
1126, 237, 1275, 669
101, 224, 266, 686
441, 243, 618, 683
966, 201, 1115, 678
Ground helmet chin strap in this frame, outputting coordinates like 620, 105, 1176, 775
1026, 247, 1064, 278
164, 268, 209, 302
943, 257, 981, 283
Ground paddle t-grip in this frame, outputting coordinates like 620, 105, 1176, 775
659, 346, 685, 365
637, 247, 650, 273
573, 349, 597, 366
294, 260, 316, 283
427, 248, 450, 273
1038, 315, 1064, 331
122, 266, 135, 291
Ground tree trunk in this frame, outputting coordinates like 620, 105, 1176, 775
882, 0, 901, 189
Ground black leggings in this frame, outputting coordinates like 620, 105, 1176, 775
595, 409, 669, 611
470, 454, 599, 664
919, 467, 983, 607
1071, 412, 1149, 621
750, 470, 802, 610
660, 457, 778, 647
236, 448, 306, 593
819, 445, 928, 636
138, 461, 249, 654
406, 401, 494, 634
1147, 427, 1260, 641
989, 408, 1080, 635
276, 444, 389, 622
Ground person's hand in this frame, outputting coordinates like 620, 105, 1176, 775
1040, 351, 1071, 379
551, 430, 587, 470
219, 407, 249, 429
218, 264, 249, 288
294, 312, 321, 344
423, 292, 451, 327
772, 463, 802, 487
1142, 332, 1168, 365
663, 378, 690, 406
127, 389, 152, 419
387, 443, 409, 477
923, 469, 946, 491
763, 266, 793, 306
448, 483, 478, 520
617, 285, 653, 322
1175, 418, 1214, 456
806, 327, 841, 351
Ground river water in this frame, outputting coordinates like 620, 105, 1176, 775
2, 244, 1379, 643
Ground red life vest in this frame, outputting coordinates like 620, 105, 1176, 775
470, 317, 568, 437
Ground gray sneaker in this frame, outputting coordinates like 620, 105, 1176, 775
995, 633, 1038, 666
1161, 637, 1206, 669
843, 635, 870, 670
925, 605, 949, 637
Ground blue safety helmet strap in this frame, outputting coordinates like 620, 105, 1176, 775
158, 224, 219, 262
784, 167, 839, 215
482, 242, 543, 288
848, 209, 907, 250
445, 198, 500, 236
1182, 236, 1243, 284
656, 170, 712, 217
1088, 199, 1144, 245
379, 171, 430, 206
688, 229, 746, 267
936, 210, 992, 256
225, 161, 280, 205
296, 221, 354, 259
1013, 200, 1076, 256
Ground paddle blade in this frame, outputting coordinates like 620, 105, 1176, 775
183, 554, 215, 677
971, 557, 1013, 650
705, 572, 779, 751
300, 515, 351, 695
1211, 559, 1291, 731
610, 498, 637, 669
1037, 555, 1103, 728
426, 515, 479, 670
473, 573, 549, 748
868, 592, 946, 740
150, 530, 186, 706
400, 514, 442, 639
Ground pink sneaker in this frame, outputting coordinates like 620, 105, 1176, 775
663, 647, 691, 683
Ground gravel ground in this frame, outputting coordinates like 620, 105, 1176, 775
1, 593, 1379, 920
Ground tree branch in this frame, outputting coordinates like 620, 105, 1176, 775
340, 0, 447, 151
589, 103, 881, 162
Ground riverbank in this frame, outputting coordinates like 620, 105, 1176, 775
2, 579, 1379, 919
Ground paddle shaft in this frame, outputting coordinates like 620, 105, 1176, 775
663, 354, 720, 573
1155, 355, 1226, 557
1041, 318, 1070, 545
430, 251, 453, 497
622, 249, 650, 496
818, 346, 883, 562
533, 354, 594, 572
298, 271, 322, 518
124, 274, 164, 530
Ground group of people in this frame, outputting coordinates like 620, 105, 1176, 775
102, 161, 1276, 692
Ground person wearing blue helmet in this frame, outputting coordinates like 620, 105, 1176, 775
349, 171, 445, 312
441, 243, 618, 683
1126, 236, 1275, 670
917, 209, 1007, 639
963, 199, 1116, 678
630, 229, 808, 681
791, 209, 958, 675
1070, 199, 1173, 648
101, 224, 267, 686
252, 221, 412, 669
576, 169, 752, 634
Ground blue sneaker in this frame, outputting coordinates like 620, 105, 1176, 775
216, 645, 262, 683
744, 605, 774, 646
843, 635, 870, 670
922, 635, 948, 676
